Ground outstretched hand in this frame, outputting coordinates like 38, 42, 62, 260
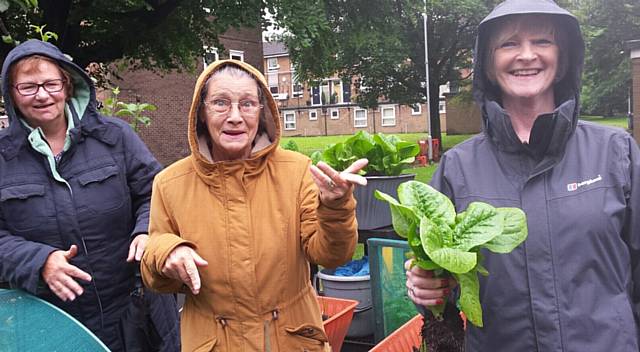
162, 245, 209, 295
310, 158, 368, 203
42, 245, 92, 302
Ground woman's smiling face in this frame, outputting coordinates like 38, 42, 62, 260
10, 58, 68, 130
489, 15, 561, 105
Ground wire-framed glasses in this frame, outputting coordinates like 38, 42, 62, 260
203, 98, 262, 115
13, 79, 66, 96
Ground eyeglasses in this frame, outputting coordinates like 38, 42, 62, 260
13, 79, 65, 96
203, 98, 262, 115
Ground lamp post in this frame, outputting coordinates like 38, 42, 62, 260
423, 7, 433, 161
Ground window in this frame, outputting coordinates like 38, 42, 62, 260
203, 46, 218, 69
331, 80, 343, 104
268, 73, 279, 95
330, 109, 339, 120
309, 109, 318, 121
320, 83, 331, 105
380, 105, 396, 126
354, 108, 367, 128
284, 111, 296, 130
439, 99, 446, 113
229, 50, 244, 61
292, 79, 303, 98
267, 58, 279, 71
411, 103, 422, 115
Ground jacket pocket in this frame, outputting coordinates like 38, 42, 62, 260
0, 184, 50, 231
284, 324, 328, 351
193, 337, 218, 352
74, 164, 126, 214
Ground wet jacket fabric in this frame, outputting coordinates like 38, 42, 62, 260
0, 40, 179, 351
141, 60, 358, 352
429, 1, 640, 351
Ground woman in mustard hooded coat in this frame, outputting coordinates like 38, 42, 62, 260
141, 60, 367, 351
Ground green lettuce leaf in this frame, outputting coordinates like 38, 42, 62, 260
398, 181, 456, 226
483, 208, 528, 253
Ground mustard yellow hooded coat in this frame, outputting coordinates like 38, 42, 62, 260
141, 60, 357, 352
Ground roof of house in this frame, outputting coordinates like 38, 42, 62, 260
263, 41, 288, 57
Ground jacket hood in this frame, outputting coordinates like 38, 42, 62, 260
1, 39, 94, 129
472, 0, 585, 155
187, 59, 281, 180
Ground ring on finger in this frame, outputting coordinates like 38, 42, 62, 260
326, 179, 336, 189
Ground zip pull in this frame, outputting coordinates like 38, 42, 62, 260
271, 309, 279, 321
216, 316, 228, 327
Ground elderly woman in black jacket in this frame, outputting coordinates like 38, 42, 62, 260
0, 40, 180, 351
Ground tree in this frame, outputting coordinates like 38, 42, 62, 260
569, 0, 640, 117
0, 0, 327, 71
283, 0, 495, 144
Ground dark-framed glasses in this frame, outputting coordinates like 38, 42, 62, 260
13, 79, 65, 96
204, 98, 262, 115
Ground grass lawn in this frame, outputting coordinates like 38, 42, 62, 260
281, 116, 628, 185
579, 115, 629, 129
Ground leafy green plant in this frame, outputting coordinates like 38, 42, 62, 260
99, 87, 156, 133
282, 140, 300, 152
375, 181, 528, 327
311, 131, 420, 176
29, 24, 57, 42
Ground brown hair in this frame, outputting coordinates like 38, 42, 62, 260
9, 55, 74, 99
484, 14, 568, 85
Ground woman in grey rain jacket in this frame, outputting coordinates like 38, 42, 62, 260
406, 0, 640, 351
0, 40, 179, 351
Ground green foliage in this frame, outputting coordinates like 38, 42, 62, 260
375, 181, 528, 327
312, 131, 420, 176
282, 140, 300, 152
99, 86, 156, 133
29, 24, 56, 42
0, 0, 38, 46
0, 0, 332, 71
571, 0, 640, 116
283, 0, 494, 142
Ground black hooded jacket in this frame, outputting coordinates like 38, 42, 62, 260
429, 0, 640, 350
0, 40, 179, 351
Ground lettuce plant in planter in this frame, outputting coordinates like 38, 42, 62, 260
312, 131, 420, 230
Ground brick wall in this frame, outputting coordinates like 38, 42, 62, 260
443, 93, 482, 135
113, 26, 263, 166
279, 104, 428, 137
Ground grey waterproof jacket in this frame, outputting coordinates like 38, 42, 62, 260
430, 0, 640, 350
0, 40, 179, 351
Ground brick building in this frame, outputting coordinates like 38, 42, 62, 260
114, 27, 264, 166
631, 39, 640, 143
263, 41, 429, 137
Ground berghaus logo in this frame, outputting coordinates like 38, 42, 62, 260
567, 175, 602, 192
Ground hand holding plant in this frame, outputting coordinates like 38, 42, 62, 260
375, 181, 528, 327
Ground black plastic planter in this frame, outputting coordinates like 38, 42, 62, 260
353, 174, 415, 231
